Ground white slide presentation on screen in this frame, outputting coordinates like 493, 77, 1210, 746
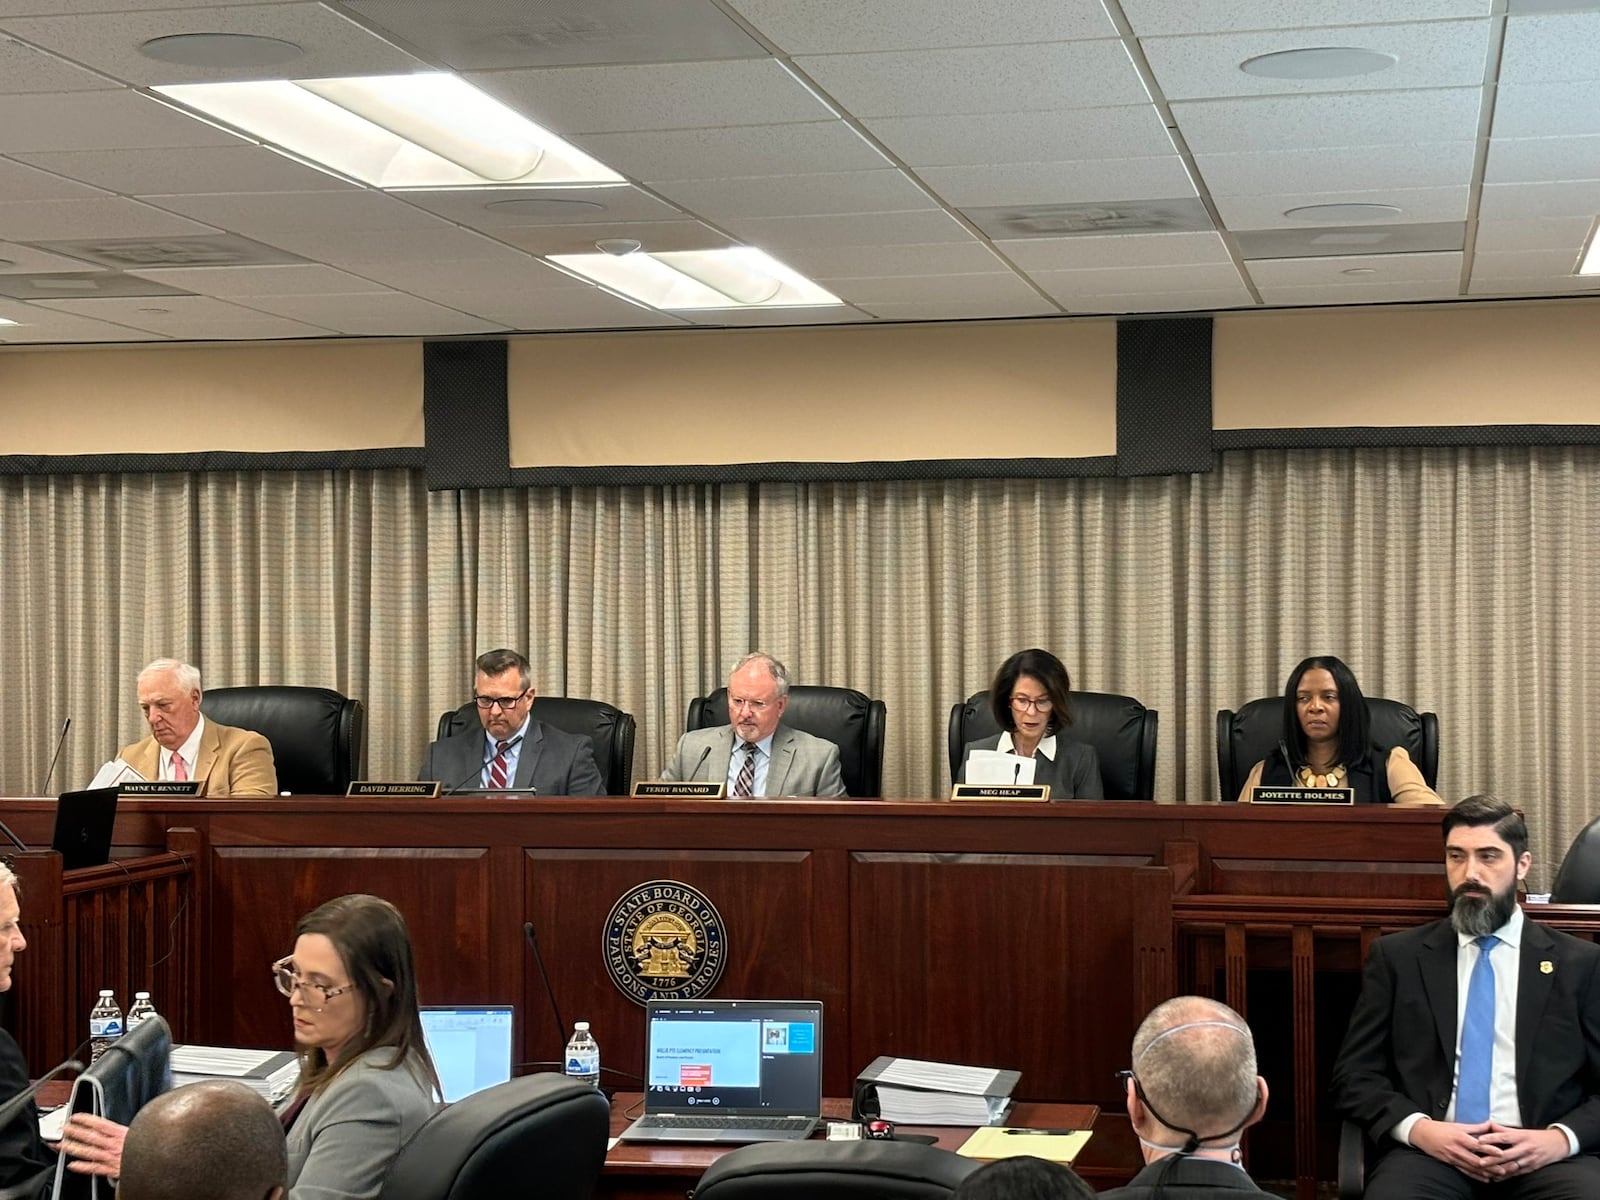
648, 1021, 760, 1088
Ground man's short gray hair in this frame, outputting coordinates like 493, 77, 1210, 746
730, 653, 790, 698
1130, 996, 1258, 1141
0, 863, 17, 893
138, 659, 202, 694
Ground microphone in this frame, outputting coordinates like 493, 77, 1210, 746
39, 718, 71, 796
690, 745, 712, 781
0, 1056, 83, 1131
444, 735, 524, 795
523, 921, 567, 1058
1012, 762, 1022, 786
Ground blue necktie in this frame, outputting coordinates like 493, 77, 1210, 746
1457, 934, 1501, 1124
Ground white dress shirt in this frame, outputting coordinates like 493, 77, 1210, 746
161, 716, 206, 782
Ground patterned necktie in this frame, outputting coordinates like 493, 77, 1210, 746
171, 752, 188, 782
733, 742, 757, 797
1456, 934, 1501, 1124
488, 740, 510, 789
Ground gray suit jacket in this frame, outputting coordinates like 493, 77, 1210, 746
418, 718, 604, 796
956, 733, 1104, 799
661, 724, 847, 797
282, 1049, 438, 1200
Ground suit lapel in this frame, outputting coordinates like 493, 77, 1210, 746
1419, 920, 1461, 1069
514, 722, 544, 789
705, 729, 735, 784
1515, 918, 1557, 1106
765, 727, 796, 797
191, 720, 223, 792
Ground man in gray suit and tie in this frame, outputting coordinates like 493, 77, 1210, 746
419, 648, 604, 796
661, 653, 846, 797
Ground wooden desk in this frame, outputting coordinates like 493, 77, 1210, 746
600, 1095, 1106, 1200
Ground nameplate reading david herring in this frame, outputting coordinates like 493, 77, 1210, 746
632, 781, 726, 798
346, 781, 442, 797
1251, 786, 1355, 805
949, 784, 1052, 802
120, 781, 202, 796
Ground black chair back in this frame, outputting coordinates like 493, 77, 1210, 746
1215, 695, 1439, 803
690, 1140, 979, 1200
437, 697, 637, 795
947, 690, 1158, 800
379, 1073, 610, 1200
200, 686, 365, 795
687, 685, 886, 797
1552, 817, 1600, 903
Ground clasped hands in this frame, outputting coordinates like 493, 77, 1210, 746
1411, 1118, 1567, 1182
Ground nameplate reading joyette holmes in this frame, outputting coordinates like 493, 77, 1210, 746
346, 782, 442, 798
120, 781, 202, 796
631, 781, 726, 798
949, 784, 1051, 802
1251, 786, 1355, 805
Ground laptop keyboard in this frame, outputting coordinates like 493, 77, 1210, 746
638, 1115, 815, 1131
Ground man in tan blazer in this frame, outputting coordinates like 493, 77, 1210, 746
116, 659, 277, 796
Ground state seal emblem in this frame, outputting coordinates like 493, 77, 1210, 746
604, 879, 727, 1004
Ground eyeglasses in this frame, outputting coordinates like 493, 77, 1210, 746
1010, 695, 1053, 712
729, 696, 772, 713
272, 956, 357, 1007
473, 691, 530, 710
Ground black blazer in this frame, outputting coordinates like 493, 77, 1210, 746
1331, 916, 1600, 1149
956, 733, 1103, 799
418, 719, 604, 796
0, 1028, 53, 1195
1099, 1157, 1271, 1198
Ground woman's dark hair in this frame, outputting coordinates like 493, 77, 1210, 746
293, 894, 441, 1100
989, 648, 1074, 734
1281, 655, 1369, 768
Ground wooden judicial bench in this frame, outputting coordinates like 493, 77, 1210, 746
2, 796, 1596, 1198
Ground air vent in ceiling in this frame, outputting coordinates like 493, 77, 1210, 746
962, 199, 1214, 241
0, 273, 194, 301
1236, 222, 1466, 260
30, 234, 306, 270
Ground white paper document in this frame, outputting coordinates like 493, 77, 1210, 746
960, 751, 1035, 786
86, 759, 145, 789
872, 1058, 1006, 1095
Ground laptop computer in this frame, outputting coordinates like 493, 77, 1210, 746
619, 999, 824, 1144
420, 1005, 515, 1102
52, 788, 118, 871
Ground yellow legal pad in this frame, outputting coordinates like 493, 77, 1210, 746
956, 1126, 1093, 1162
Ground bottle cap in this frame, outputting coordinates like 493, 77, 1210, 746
574, 1021, 590, 1031
98, 989, 114, 997
134, 991, 151, 1000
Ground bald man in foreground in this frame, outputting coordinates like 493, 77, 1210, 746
117, 1081, 285, 1200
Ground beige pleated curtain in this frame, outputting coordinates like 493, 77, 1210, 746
2, 446, 1596, 886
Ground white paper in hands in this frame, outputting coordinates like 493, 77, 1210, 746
962, 751, 1036, 786
86, 758, 145, 789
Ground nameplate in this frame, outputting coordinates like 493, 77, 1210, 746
346, 781, 442, 798
949, 784, 1051, 802
632, 781, 726, 798
120, 781, 201, 796
1251, 786, 1355, 805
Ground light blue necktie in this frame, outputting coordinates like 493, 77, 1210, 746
1457, 934, 1501, 1124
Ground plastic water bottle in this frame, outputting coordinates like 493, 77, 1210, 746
564, 1021, 600, 1089
126, 991, 156, 1029
89, 990, 124, 1063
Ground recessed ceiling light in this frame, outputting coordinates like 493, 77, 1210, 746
1240, 47, 1397, 80
1579, 218, 1600, 275
140, 33, 304, 68
0, 317, 17, 327
547, 247, 842, 311
1341, 267, 1380, 275
1285, 203, 1404, 223
485, 197, 609, 216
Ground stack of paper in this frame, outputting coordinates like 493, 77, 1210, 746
170, 1045, 300, 1102
958, 1126, 1093, 1162
855, 1057, 1018, 1126
960, 751, 1036, 786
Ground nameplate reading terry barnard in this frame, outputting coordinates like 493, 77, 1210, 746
949, 784, 1051, 802
1251, 786, 1355, 805
346, 781, 442, 797
120, 781, 202, 796
631, 781, 726, 798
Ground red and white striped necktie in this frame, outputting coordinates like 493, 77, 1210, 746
488, 741, 510, 789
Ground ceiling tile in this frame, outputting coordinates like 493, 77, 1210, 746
1214, 185, 1469, 228
855, 297, 1060, 320
651, 169, 934, 221
1492, 82, 1600, 137
1246, 250, 1463, 286
1002, 231, 1232, 270
0, 196, 218, 240
1470, 248, 1588, 277
816, 272, 1048, 305
572, 122, 889, 182
243, 224, 537, 267
29, 293, 337, 337
0, 3, 425, 86
1466, 274, 1600, 295
469, 60, 834, 134
1483, 135, 1600, 184
684, 305, 873, 327
861, 107, 1175, 168
396, 185, 684, 230
1031, 261, 1247, 295
128, 263, 393, 296
0, 240, 105, 273
0, 33, 120, 92
1194, 142, 1476, 196
775, 241, 1004, 279
230, 291, 507, 335
0, 0, 312, 12
347, 255, 583, 294
1472, 216, 1595, 252
1057, 287, 1257, 313
0, 156, 109, 202
490, 220, 735, 257
725, 0, 1115, 53
1119, 0, 1491, 37
717, 210, 974, 249
0, 90, 244, 153
1172, 88, 1484, 153
0, 303, 168, 343
139, 190, 456, 235
13, 145, 355, 196
429, 289, 686, 330
1252, 280, 1464, 305
1237, 221, 1466, 258
794, 42, 1149, 118
1143, 21, 1490, 101
916, 156, 1195, 207
1499, 12, 1600, 84
1479, 179, 1600, 219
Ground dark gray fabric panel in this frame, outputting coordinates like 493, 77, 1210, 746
508, 455, 1119, 486
1215, 425, 1600, 449
0, 448, 424, 476
424, 340, 510, 489
1116, 317, 1214, 477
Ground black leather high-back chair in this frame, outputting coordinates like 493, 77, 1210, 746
1551, 817, 1600, 903
1215, 695, 1440, 803
686, 685, 887, 797
379, 1074, 610, 1200
200, 686, 365, 795
437, 697, 637, 795
690, 1140, 979, 1200
947, 690, 1159, 800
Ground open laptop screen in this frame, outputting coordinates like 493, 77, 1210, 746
420, 1006, 514, 1102
643, 999, 822, 1116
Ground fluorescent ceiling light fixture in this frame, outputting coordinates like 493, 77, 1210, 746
546, 247, 844, 310
0, 317, 17, 326
153, 74, 623, 189
1580, 218, 1600, 276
